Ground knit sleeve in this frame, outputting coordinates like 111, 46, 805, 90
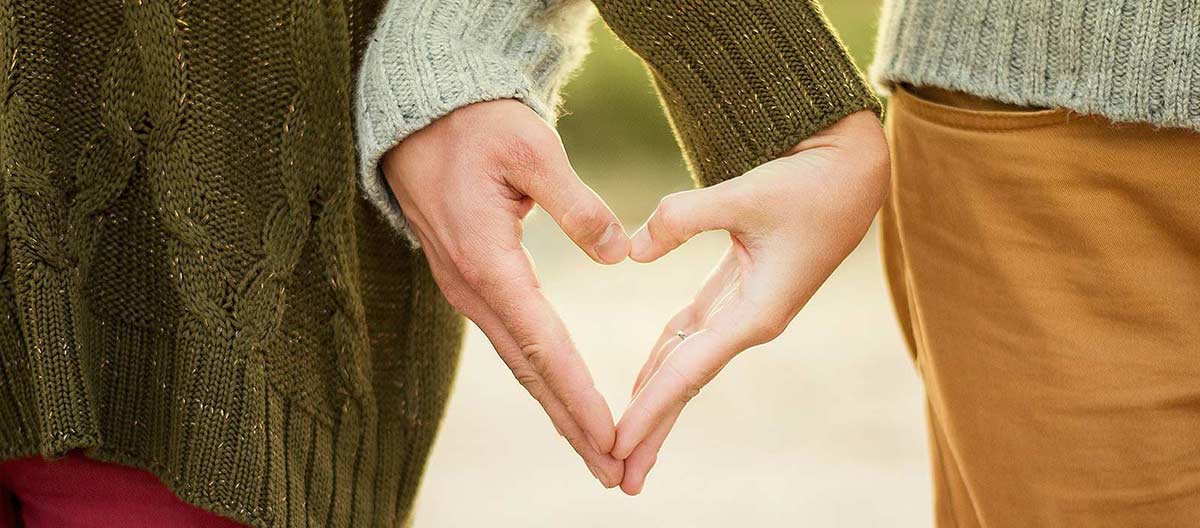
355, 0, 597, 240
591, 0, 881, 187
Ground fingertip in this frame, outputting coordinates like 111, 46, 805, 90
611, 428, 637, 461
604, 473, 623, 490
596, 454, 625, 488
612, 444, 632, 461
620, 479, 643, 496
628, 228, 657, 263
593, 222, 630, 265
571, 387, 617, 456
621, 447, 658, 495
619, 466, 646, 495
586, 426, 616, 456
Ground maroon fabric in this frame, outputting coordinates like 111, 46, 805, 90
0, 451, 247, 528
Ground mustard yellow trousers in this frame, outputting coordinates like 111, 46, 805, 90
882, 85, 1200, 527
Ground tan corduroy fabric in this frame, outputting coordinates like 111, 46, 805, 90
881, 85, 1200, 528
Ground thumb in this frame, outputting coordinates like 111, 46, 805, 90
630, 185, 740, 263
509, 139, 629, 265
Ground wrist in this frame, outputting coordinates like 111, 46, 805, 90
787, 110, 890, 205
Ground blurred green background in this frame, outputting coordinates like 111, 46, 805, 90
414, 3, 933, 526
557, 0, 884, 222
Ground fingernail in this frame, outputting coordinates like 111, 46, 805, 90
630, 228, 651, 259
593, 223, 627, 264
585, 462, 601, 481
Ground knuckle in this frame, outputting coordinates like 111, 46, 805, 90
748, 314, 790, 344
520, 342, 551, 373
662, 362, 701, 403
438, 284, 470, 312
628, 401, 655, 423
672, 304, 698, 327
457, 260, 485, 289
653, 195, 685, 240
520, 341, 589, 407
722, 182, 761, 213
512, 367, 542, 391
493, 126, 558, 174
447, 247, 494, 290
500, 136, 543, 172
562, 201, 609, 241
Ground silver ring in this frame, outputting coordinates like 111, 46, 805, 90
675, 331, 688, 340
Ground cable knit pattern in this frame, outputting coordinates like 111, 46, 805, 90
0, 2, 469, 527
871, 0, 1200, 131
0, 1, 877, 526
356, 0, 596, 242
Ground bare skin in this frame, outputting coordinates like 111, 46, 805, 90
382, 99, 630, 487
383, 101, 889, 494
614, 110, 890, 494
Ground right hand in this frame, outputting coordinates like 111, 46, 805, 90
381, 99, 630, 487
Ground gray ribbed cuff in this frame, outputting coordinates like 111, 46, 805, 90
870, 0, 1200, 132
355, 0, 595, 244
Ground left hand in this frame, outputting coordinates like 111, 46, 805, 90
611, 110, 890, 494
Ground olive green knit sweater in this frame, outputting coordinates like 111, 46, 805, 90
0, 1, 876, 526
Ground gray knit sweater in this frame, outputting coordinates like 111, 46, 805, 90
871, 1, 1200, 131
355, 0, 593, 240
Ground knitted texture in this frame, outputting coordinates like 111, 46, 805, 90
871, 0, 1200, 131
593, 0, 882, 187
0, 1, 465, 526
0, 1, 876, 527
356, 0, 597, 242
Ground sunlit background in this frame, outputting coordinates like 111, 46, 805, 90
414, 2, 933, 525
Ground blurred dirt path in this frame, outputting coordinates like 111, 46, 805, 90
413, 215, 932, 527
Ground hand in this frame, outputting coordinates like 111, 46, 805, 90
381, 100, 631, 487
612, 110, 890, 494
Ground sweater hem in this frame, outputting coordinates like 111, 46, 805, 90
869, 0, 1200, 133
0, 441, 273, 527
0, 389, 392, 528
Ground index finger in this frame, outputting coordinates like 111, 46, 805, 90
465, 292, 625, 487
613, 327, 741, 459
472, 249, 617, 454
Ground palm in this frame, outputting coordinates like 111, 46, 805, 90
611, 111, 890, 495
383, 100, 630, 488
632, 242, 750, 398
